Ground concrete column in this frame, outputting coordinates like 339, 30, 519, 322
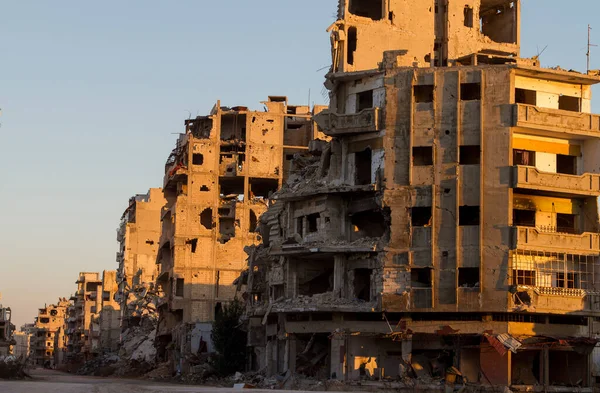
542, 347, 549, 388
330, 336, 346, 380
333, 255, 346, 298
286, 335, 297, 374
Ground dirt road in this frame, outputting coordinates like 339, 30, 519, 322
0, 369, 299, 393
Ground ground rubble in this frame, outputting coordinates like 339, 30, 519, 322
77, 316, 158, 377
0, 356, 30, 380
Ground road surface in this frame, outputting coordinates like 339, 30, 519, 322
0, 369, 313, 393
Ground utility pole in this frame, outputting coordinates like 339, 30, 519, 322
587, 24, 597, 74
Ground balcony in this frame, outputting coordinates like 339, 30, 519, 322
313, 108, 381, 136
513, 226, 600, 254
514, 104, 600, 137
513, 166, 600, 196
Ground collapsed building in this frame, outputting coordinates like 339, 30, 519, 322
245, 0, 600, 390
156, 97, 325, 372
65, 273, 103, 363
31, 299, 69, 367
116, 189, 166, 331
0, 304, 14, 357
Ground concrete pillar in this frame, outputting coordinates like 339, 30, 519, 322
286, 335, 297, 374
265, 340, 275, 377
542, 347, 549, 388
333, 255, 346, 298
330, 336, 346, 380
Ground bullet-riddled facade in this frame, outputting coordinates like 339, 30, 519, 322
156, 97, 324, 366
116, 188, 165, 330
246, 0, 600, 389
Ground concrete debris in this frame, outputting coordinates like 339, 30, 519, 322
0, 356, 30, 380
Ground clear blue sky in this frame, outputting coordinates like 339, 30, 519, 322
0, 0, 598, 327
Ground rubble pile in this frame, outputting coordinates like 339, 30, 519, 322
0, 356, 29, 380
77, 315, 158, 377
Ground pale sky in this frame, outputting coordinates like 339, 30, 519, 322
0, 0, 598, 328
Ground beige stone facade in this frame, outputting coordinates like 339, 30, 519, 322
245, 0, 600, 389
156, 97, 323, 368
116, 188, 165, 330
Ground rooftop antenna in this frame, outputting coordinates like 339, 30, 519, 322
587, 24, 597, 74
533, 45, 548, 62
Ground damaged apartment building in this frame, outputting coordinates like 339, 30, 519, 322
31, 299, 69, 367
245, 0, 600, 390
0, 304, 14, 356
65, 273, 103, 364
116, 189, 165, 331
156, 97, 325, 370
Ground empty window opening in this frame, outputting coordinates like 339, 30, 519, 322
186, 238, 198, 253
355, 148, 372, 185
558, 95, 580, 112
351, 210, 386, 238
414, 85, 434, 103
348, 0, 383, 20
513, 149, 535, 166
347, 27, 357, 65
459, 206, 480, 226
102, 291, 110, 301
413, 146, 433, 166
50, 310, 58, 316
249, 178, 278, 199
411, 268, 432, 288
298, 259, 334, 296
200, 208, 214, 230
39, 318, 50, 324
356, 90, 374, 112
411, 206, 432, 227
219, 205, 236, 244
354, 269, 372, 301
556, 213, 576, 234
307, 213, 319, 233
464, 6, 474, 27
513, 209, 535, 227
459, 145, 480, 165
192, 153, 204, 166
296, 217, 304, 236
86, 282, 100, 292
460, 83, 481, 101
480, 3, 517, 44
219, 177, 244, 199
549, 351, 588, 387
220, 114, 247, 141
458, 268, 480, 288
556, 154, 577, 175
249, 210, 258, 232
175, 278, 184, 297
513, 270, 536, 286
515, 88, 536, 105
511, 351, 541, 386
